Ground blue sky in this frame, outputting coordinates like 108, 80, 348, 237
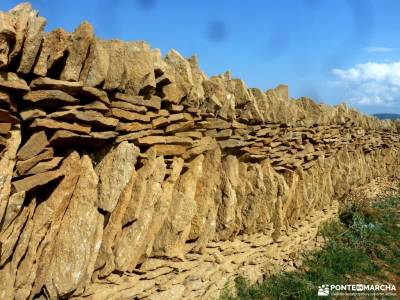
2, 0, 400, 114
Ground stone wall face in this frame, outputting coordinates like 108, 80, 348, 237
0, 3, 399, 300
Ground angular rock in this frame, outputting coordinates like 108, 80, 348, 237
111, 101, 147, 113
17, 12, 46, 74
29, 118, 91, 134
30, 77, 83, 94
168, 112, 193, 122
164, 103, 184, 112
148, 144, 187, 156
11, 212, 39, 300
0, 123, 11, 135
15, 152, 81, 297
81, 86, 110, 105
160, 49, 194, 104
90, 131, 118, 140
200, 118, 231, 129
82, 41, 153, 91
152, 155, 204, 258
0, 200, 35, 266
95, 142, 140, 212
116, 129, 164, 143
12, 169, 63, 193
47, 110, 118, 129
80, 38, 110, 87
114, 93, 161, 110
202, 78, 235, 120
19, 108, 46, 121
83, 100, 109, 112
151, 116, 169, 128
16, 147, 54, 175
155, 109, 170, 117
23, 90, 80, 106
43, 156, 103, 298
111, 108, 151, 122
94, 169, 136, 277
25, 157, 63, 175
143, 158, 184, 259
186, 55, 207, 107
114, 155, 166, 271
232, 120, 247, 129
17, 130, 48, 160
165, 120, 194, 133
0, 109, 19, 124
175, 131, 203, 139
0, 71, 30, 92
218, 139, 252, 149
103, 40, 126, 91
82, 42, 154, 92
205, 129, 217, 137
8, 3, 33, 62
215, 155, 240, 240
137, 135, 193, 146
123, 47, 160, 95
182, 136, 218, 159
190, 148, 221, 250
48, 130, 114, 148
0, 91, 17, 112
275, 84, 289, 101
60, 21, 94, 81
1, 191, 25, 229
216, 128, 233, 138
116, 122, 152, 132
32, 28, 71, 76
0, 12, 16, 69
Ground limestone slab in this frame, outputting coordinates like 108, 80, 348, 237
17, 131, 48, 161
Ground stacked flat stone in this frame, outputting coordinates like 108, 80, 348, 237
0, 3, 399, 300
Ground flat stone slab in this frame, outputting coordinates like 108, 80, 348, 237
0, 71, 30, 92
47, 110, 118, 129
12, 169, 64, 193
114, 93, 161, 110
29, 118, 91, 134
23, 90, 80, 106
30, 77, 83, 94
0, 109, 19, 124
17, 131, 49, 161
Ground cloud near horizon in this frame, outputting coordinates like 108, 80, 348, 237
332, 62, 400, 107
364, 46, 396, 53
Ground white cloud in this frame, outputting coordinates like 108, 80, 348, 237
332, 62, 400, 106
364, 46, 396, 53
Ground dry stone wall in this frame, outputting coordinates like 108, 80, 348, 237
0, 3, 399, 300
